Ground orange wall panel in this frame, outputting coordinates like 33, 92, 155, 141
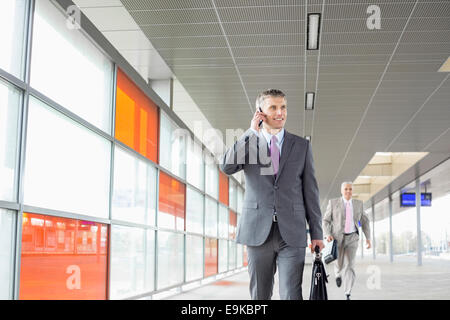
204, 238, 218, 277
19, 213, 108, 300
219, 171, 229, 206
115, 68, 159, 163
159, 172, 186, 230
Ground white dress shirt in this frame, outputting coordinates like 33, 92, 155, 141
251, 127, 285, 154
342, 197, 357, 233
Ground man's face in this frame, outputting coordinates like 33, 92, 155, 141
261, 96, 287, 130
341, 184, 353, 200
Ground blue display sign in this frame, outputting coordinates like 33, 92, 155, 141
400, 193, 432, 207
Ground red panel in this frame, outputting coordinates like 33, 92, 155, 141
159, 172, 186, 230
219, 171, 229, 206
19, 213, 108, 300
115, 68, 159, 163
204, 238, 218, 277
229, 211, 237, 240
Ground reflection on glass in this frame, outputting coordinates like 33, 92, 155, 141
112, 146, 156, 226
186, 140, 204, 191
229, 179, 237, 211
31, 0, 113, 133
186, 234, 203, 282
228, 241, 237, 270
205, 154, 218, 199
204, 237, 217, 277
229, 211, 237, 240
237, 244, 243, 268
158, 172, 185, 231
0, 79, 20, 201
160, 112, 186, 179
205, 198, 218, 238
24, 97, 111, 218
157, 231, 183, 289
218, 239, 228, 273
237, 187, 244, 214
219, 171, 229, 206
110, 225, 154, 299
0, 209, 14, 299
186, 187, 204, 234
218, 205, 228, 239
19, 213, 108, 300
0, 0, 27, 78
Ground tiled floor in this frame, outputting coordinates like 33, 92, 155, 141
167, 254, 450, 300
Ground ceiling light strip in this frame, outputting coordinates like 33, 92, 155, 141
211, 0, 254, 114
310, 0, 326, 145
302, 0, 308, 137
321, 0, 419, 209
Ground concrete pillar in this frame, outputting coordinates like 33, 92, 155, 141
416, 178, 422, 266
372, 200, 376, 260
389, 194, 394, 263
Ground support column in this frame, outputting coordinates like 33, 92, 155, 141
416, 177, 422, 266
372, 200, 376, 260
389, 194, 394, 263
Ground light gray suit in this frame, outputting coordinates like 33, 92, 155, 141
323, 198, 371, 295
220, 128, 323, 300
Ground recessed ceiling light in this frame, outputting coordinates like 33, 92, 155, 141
307, 13, 321, 50
305, 92, 315, 110
438, 57, 450, 72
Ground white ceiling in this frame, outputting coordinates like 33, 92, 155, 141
73, 0, 450, 214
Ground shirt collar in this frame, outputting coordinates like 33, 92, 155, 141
342, 196, 352, 204
262, 128, 285, 145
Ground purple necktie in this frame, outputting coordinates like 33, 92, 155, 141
270, 135, 280, 176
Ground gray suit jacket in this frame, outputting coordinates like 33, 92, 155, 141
323, 198, 371, 243
220, 128, 323, 248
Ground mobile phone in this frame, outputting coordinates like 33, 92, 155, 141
258, 107, 263, 127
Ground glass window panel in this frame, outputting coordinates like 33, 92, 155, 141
186, 187, 204, 235
205, 198, 218, 238
218, 205, 228, 239
204, 237, 217, 278
229, 179, 237, 211
158, 172, 185, 231
115, 68, 159, 163
110, 225, 155, 299
112, 146, 156, 226
31, 0, 113, 133
229, 211, 237, 240
186, 234, 203, 282
237, 187, 244, 214
243, 245, 248, 267
186, 140, 204, 191
205, 154, 218, 199
19, 213, 108, 300
219, 171, 229, 206
228, 241, 237, 270
237, 244, 243, 268
157, 231, 183, 290
0, 0, 27, 78
159, 112, 186, 179
24, 97, 111, 218
0, 209, 15, 299
218, 239, 228, 273
0, 79, 21, 202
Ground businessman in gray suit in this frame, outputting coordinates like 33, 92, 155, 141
323, 181, 371, 300
220, 89, 324, 300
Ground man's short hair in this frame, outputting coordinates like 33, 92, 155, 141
341, 181, 353, 190
256, 89, 286, 110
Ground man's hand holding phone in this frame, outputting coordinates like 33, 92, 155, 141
251, 108, 266, 132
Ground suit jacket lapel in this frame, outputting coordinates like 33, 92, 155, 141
275, 131, 294, 183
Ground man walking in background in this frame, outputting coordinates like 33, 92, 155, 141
220, 89, 324, 300
323, 181, 371, 300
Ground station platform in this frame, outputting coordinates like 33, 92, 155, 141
166, 254, 450, 300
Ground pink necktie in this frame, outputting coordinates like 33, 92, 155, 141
344, 201, 352, 233
270, 135, 280, 176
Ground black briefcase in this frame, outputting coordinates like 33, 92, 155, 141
323, 239, 338, 264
